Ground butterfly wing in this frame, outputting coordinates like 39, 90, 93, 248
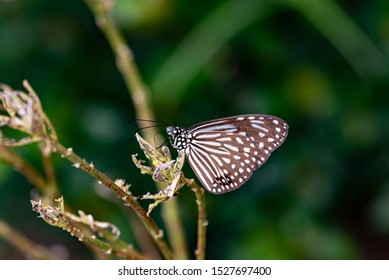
186, 114, 288, 194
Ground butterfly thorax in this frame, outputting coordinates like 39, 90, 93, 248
166, 125, 191, 153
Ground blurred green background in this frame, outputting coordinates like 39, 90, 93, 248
1, 0, 389, 259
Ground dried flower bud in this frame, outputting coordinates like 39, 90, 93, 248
0, 81, 57, 155
133, 133, 191, 215
30, 196, 68, 228
1, 84, 43, 135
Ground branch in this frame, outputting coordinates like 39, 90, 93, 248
52, 142, 174, 260
84, 0, 189, 259
133, 133, 208, 259
31, 198, 144, 260
190, 182, 208, 260
84, 0, 154, 130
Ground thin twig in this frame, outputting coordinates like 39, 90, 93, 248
40, 151, 59, 200
84, 0, 154, 131
84, 0, 189, 259
68, 218, 145, 260
190, 182, 208, 260
64, 219, 142, 259
52, 141, 174, 260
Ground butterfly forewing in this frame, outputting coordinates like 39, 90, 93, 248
167, 114, 288, 194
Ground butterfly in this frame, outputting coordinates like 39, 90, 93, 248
166, 114, 288, 194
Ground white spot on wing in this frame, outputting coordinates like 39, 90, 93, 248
236, 137, 243, 144
217, 137, 232, 142
252, 123, 269, 132
224, 143, 239, 152
250, 120, 265, 124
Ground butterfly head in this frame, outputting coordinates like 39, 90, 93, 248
166, 125, 188, 152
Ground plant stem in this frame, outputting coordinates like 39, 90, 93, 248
84, 0, 188, 259
52, 141, 174, 259
40, 151, 59, 201
84, 0, 154, 131
67, 219, 145, 260
190, 182, 208, 260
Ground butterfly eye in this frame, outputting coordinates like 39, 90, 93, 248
166, 114, 288, 194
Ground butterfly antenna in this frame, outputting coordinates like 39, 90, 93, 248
134, 123, 168, 135
156, 137, 170, 150
129, 118, 169, 134
129, 118, 167, 126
